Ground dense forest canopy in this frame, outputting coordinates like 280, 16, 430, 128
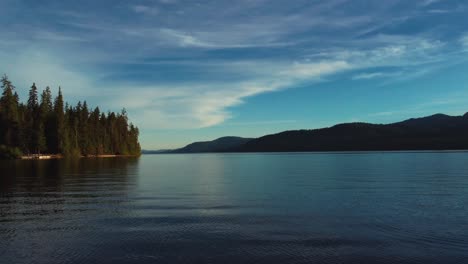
0, 75, 141, 158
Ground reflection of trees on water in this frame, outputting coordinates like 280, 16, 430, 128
0, 158, 140, 192
0, 158, 140, 247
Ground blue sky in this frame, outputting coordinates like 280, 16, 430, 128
1, 0, 468, 149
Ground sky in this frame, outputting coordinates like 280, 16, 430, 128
1, 0, 468, 149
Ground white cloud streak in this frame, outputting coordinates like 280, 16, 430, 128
108, 60, 353, 129
352, 72, 385, 80
132, 5, 159, 16
461, 34, 468, 49
421, 0, 444, 6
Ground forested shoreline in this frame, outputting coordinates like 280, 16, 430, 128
0, 75, 141, 159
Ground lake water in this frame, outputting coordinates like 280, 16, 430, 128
1, 152, 468, 263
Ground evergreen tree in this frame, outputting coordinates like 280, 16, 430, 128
71, 102, 80, 154
0, 75, 20, 147
39, 87, 53, 152
89, 107, 101, 155
78, 101, 89, 155
17, 102, 28, 152
54, 87, 66, 153
28, 83, 39, 110
27, 83, 41, 153
1, 75, 19, 121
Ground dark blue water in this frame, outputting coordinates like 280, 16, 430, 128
1, 152, 468, 263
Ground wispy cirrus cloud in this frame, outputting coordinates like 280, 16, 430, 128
157, 28, 295, 48
107, 59, 354, 129
461, 34, 468, 49
132, 5, 159, 16
159, 29, 216, 48
421, 0, 444, 6
352, 72, 386, 80
158, 0, 177, 4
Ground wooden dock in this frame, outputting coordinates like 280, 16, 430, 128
21, 154, 62, 160
20, 154, 136, 160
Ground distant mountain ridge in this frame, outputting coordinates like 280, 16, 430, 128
144, 112, 468, 153
151, 137, 253, 153
237, 113, 468, 152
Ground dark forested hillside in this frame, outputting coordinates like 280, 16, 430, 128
237, 113, 468, 152
0, 75, 141, 158
169, 136, 253, 153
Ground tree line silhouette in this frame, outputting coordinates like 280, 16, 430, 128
0, 75, 141, 158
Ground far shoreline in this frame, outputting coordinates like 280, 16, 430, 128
144, 149, 468, 155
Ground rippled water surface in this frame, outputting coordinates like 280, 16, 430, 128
1, 153, 468, 264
